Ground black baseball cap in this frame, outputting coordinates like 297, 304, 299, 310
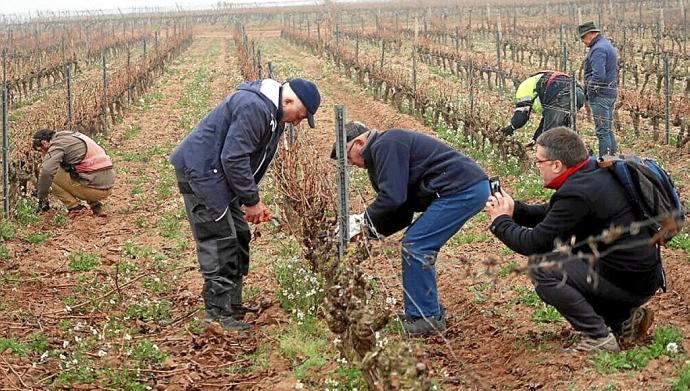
330, 121, 369, 159
288, 78, 321, 128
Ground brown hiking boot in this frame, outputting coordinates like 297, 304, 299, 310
566, 332, 621, 353
618, 307, 654, 345
91, 202, 107, 217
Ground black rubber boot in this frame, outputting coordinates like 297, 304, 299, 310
202, 281, 250, 331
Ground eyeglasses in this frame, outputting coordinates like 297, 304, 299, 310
346, 141, 356, 159
533, 158, 554, 166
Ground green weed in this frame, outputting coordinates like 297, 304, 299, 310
123, 124, 142, 139
671, 362, 690, 390
0, 244, 10, 260
99, 368, 145, 390
125, 299, 172, 323
0, 219, 15, 240
279, 316, 329, 380
591, 326, 683, 372
0, 337, 28, 355
52, 212, 68, 227
129, 339, 167, 365
669, 233, 690, 252
68, 251, 100, 272
24, 231, 50, 244
497, 260, 519, 277
15, 198, 39, 226
275, 257, 324, 320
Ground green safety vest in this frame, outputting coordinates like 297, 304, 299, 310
514, 73, 543, 114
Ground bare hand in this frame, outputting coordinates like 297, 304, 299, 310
485, 191, 515, 222
244, 202, 271, 224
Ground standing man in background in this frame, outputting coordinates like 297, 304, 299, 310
170, 78, 320, 331
579, 21, 618, 157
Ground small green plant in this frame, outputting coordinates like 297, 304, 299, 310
275, 257, 324, 321
141, 276, 168, 293
15, 198, 40, 226
24, 231, 50, 244
129, 339, 167, 365
668, 233, 690, 252
591, 325, 683, 372
57, 319, 72, 333
99, 368, 145, 390
532, 304, 563, 324
0, 337, 28, 355
123, 124, 142, 140
279, 316, 329, 380
497, 260, 519, 277
134, 216, 147, 228
52, 212, 68, 227
131, 185, 143, 196
671, 362, 690, 390
68, 251, 100, 272
0, 244, 10, 260
158, 209, 184, 239
246, 341, 271, 372
55, 366, 96, 386
29, 332, 50, 353
449, 231, 492, 245
125, 299, 172, 323
122, 240, 152, 259
0, 219, 16, 240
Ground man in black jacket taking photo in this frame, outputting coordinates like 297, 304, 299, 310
486, 127, 662, 352
331, 122, 489, 336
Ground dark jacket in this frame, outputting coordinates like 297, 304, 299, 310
584, 35, 618, 99
363, 129, 487, 236
490, 159, 662, 295
170, 79, 284, 219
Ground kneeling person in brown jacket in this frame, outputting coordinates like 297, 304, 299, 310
32, 129, 115, 217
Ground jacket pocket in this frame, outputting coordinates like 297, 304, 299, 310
189, 173, 231, 220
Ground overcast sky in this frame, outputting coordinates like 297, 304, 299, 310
0, 0, 314, 16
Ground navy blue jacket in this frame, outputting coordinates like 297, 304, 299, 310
170, 79, 284, 219
584, 35, 618, 99
490, 159, 662, 295
362, 129, 487, 236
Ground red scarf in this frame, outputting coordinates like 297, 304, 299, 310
545, 159, 589, 190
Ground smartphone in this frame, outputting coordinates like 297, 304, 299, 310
489, 176, 502, 196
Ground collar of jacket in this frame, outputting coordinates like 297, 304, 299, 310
545, 158, 589, 190
259, 79, 284, 123
361, 130, 379, 169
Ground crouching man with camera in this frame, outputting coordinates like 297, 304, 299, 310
485, 127, 661, 353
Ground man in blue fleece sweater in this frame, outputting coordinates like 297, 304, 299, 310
579, 21, 619, 156
331, 122, 489, 336
171, 78, 320, 330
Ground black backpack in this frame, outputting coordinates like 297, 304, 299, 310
597, 155, 685, 245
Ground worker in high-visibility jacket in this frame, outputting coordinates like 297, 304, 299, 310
501, 71, 585, 143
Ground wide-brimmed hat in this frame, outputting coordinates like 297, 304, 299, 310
578, 21, 600, 39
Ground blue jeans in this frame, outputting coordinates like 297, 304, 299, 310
588, 95, 617, 156
401, 180, 490, 317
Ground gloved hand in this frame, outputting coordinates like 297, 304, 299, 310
37, 199, 50, 213
347, 213, 366, 241
334, 212, 367, 241
501, 125, 515, 136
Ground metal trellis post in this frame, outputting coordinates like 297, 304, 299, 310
334, 105, 349, 259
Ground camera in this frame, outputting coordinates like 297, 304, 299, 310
489, 176, 502, 196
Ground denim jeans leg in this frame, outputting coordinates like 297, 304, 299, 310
589, 96, 617, 156
401, 180, 490, 317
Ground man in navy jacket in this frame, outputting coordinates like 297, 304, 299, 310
486, 127, 661, 352
579, 21, 619, 156
171, 78, 320, 330
332, 122, 489, 336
